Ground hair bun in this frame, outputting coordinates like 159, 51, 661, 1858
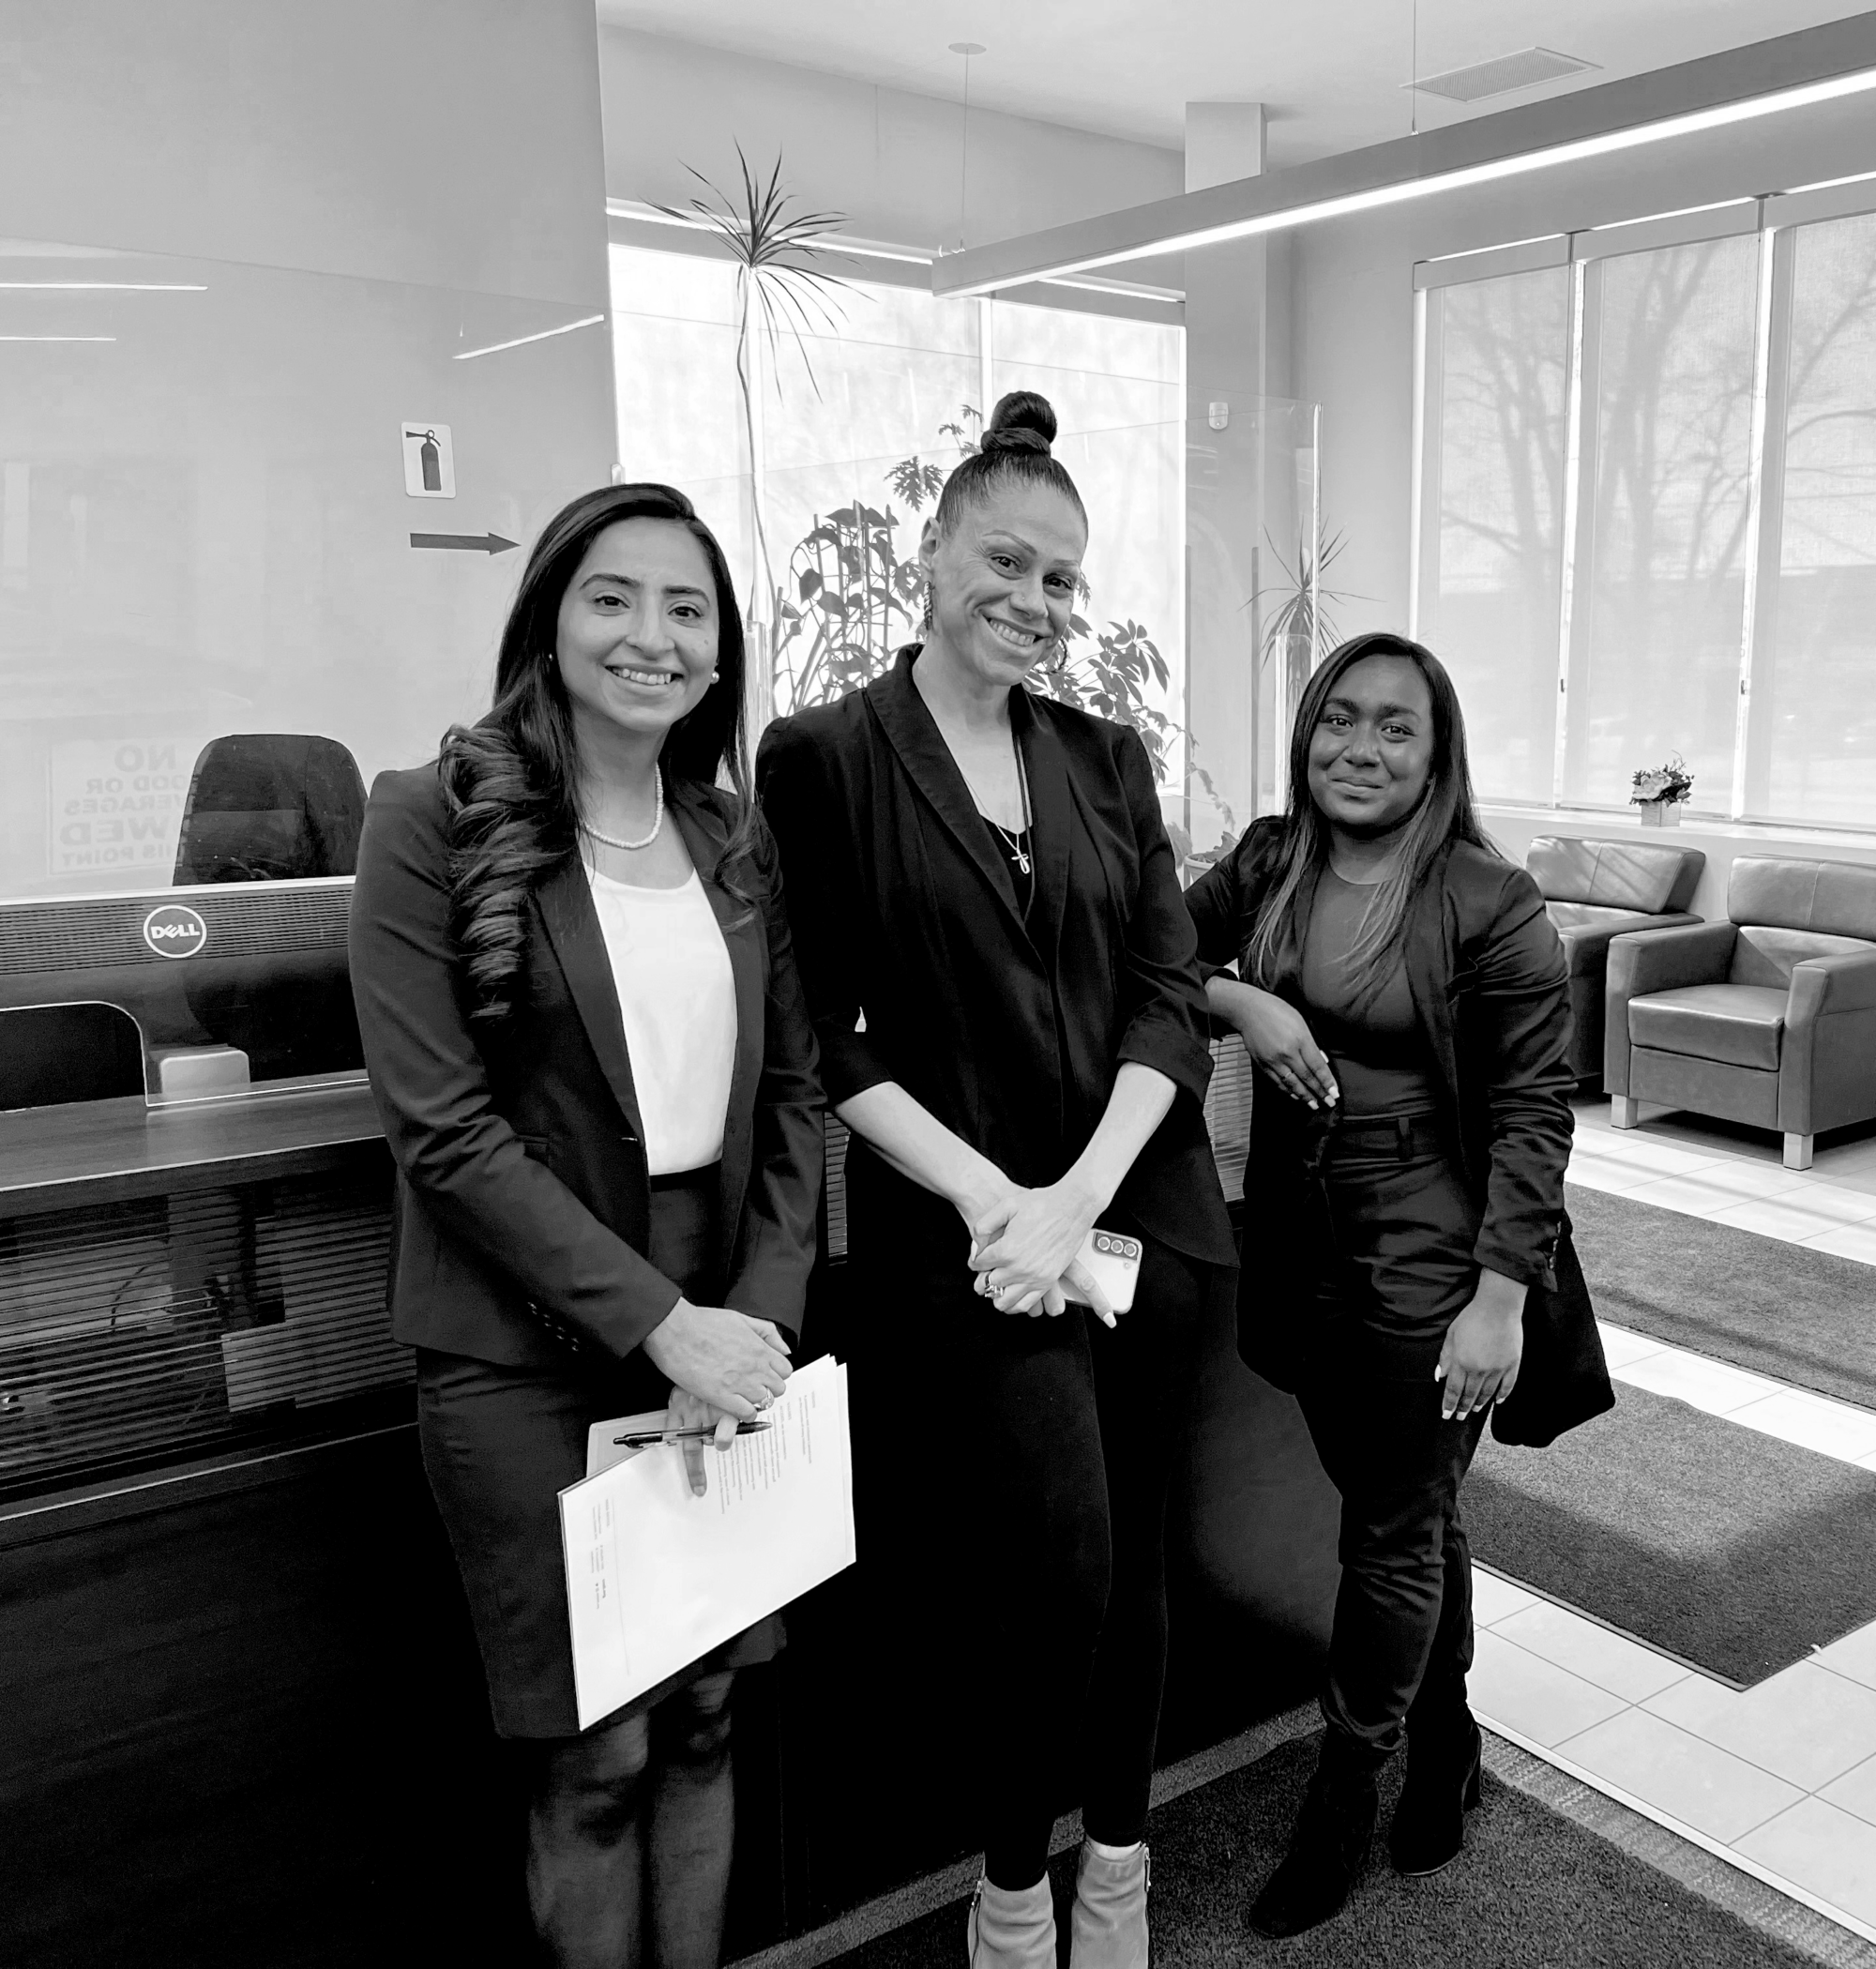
980, 389, 1057, 458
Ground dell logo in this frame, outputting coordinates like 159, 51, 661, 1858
142, 903, 208, 961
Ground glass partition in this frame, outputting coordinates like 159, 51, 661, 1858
0, 230, 613, 1105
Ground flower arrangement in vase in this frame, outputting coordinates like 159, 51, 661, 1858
1630, 754, 1694, 826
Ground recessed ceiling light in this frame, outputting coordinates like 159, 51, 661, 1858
1408, 48, 1598, 104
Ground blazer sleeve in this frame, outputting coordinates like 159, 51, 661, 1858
1466, 863, 1578, 1288
349, 772, 683, 1356
755, 716, 897, 1106
721, 815, 825, 1336
1111, 727, 1216, 1111
1183, 841, 1248, 982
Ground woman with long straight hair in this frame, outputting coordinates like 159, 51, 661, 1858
349, 483, 822, 1968
1185, 631, 1579, 1937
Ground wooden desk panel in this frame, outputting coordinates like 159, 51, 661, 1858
0, 1083, 387, 1220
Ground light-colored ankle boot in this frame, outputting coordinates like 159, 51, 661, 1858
1069, 1840, 1149, 1969
967, 1874, 1056, 1969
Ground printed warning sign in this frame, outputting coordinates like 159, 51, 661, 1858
48, 737, 192, 876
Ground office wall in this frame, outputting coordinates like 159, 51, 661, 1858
1284, 94, 1876, 642
0, 0, 616, 900
598, 26, 1184, 250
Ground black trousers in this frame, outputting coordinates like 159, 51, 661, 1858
851, 1207, 1221, 1886
1295, 1114, 1490, 1758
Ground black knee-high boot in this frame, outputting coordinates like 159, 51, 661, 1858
1248, 1728, 1385, 1939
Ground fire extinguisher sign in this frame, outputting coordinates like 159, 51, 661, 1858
401, 422, 457, 498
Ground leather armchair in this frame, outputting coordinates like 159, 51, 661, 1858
1605, 856, 1876, 1169
1525, 836, 1704, 1081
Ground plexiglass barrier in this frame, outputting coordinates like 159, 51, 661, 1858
0, 229, 613, 1105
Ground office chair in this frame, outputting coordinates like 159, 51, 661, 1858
173, 735, 368, 886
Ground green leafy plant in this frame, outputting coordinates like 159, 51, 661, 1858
658, 149, 851, 639
1252, 527, 1353, 701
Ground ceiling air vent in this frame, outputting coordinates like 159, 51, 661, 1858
1407, 47, 1599, 104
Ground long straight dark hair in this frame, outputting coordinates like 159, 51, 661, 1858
439, 482, 755, 1019
1245, 630, 1494, 1002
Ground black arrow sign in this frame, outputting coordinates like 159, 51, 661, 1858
410, 531, 518, 555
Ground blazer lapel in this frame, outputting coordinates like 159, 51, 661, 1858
670, 787, 763, 1250
536, 854, 646, 1145
867, 647, 1033, 945
1405, 851, 1464, 1143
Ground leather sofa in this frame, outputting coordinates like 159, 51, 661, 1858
1526, 835, 1704, 1082
1605, 856, 1876, 1170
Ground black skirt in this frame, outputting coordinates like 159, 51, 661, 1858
415, 1170, 784, 1738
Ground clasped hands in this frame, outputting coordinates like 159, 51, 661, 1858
964, 1177, 1118, 1325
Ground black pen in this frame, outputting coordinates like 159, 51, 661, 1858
613, 1418, 775, 1448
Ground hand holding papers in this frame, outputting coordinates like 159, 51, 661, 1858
560, 1356, 855, 1730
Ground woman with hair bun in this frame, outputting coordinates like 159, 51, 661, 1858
348, 483, 822, 1968
1185, 631, 1581, 1937
758, 392, 1236, 1969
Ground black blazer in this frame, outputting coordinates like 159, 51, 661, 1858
756, 648, 1234, 1269
1185, 817, 1585, 1384
348, 765, 824, 1379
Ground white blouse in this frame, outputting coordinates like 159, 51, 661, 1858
586, 865, 738, 1177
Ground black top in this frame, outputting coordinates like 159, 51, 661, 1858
981, 814, 1035, 917
756, 647, 1235, 1270
348, 767, 824, 1380
1298, 869, 1439, 1117
1185, 817, 1582, 1389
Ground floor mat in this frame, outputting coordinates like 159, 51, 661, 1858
1465, 1381, 1876, 1685
828, 1732, 1832, 1969
1566, 1181, 1876, 1408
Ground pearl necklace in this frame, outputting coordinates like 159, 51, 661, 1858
580, 773, 663, 852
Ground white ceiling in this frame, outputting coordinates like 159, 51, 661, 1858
595, 0, 1875, 163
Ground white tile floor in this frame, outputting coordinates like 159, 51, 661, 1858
1463, 1097, 1876, 1940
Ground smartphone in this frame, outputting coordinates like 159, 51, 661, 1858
1062, 1228, 1142, 1314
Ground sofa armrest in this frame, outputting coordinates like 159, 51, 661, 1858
1559, 911, 1701, 977
1782, 949, 1876, 1137
1603, 921, 1737, 1094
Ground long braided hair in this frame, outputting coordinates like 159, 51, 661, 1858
439, 483, 755, 1020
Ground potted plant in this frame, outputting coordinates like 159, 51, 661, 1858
1630, 754, 1695, 826
658, 148, 850, 730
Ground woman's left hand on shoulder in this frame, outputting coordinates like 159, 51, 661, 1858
664, 1386, 741, 1498
969, 1181, 1109, 1320
1435, 1268, 1526, 1421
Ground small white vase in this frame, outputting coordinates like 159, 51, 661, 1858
1638, 801, 1680, 827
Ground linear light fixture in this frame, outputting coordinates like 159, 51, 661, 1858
0, 334, 116, 342
931, 14, 1876, 297
454, 313, 608, 361
0, 281, 205, 291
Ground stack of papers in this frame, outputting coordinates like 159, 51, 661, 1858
558, 1355, 855, 1729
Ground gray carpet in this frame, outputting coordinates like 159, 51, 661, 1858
1567, 1181, 1876, 1407
1465, 1381, 1876, 1685
828, 1734, 1837, 1969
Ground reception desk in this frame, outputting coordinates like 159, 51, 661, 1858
0, 1046, 1339, 1966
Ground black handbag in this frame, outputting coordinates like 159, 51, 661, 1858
1490, 1214, 1614, 1447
